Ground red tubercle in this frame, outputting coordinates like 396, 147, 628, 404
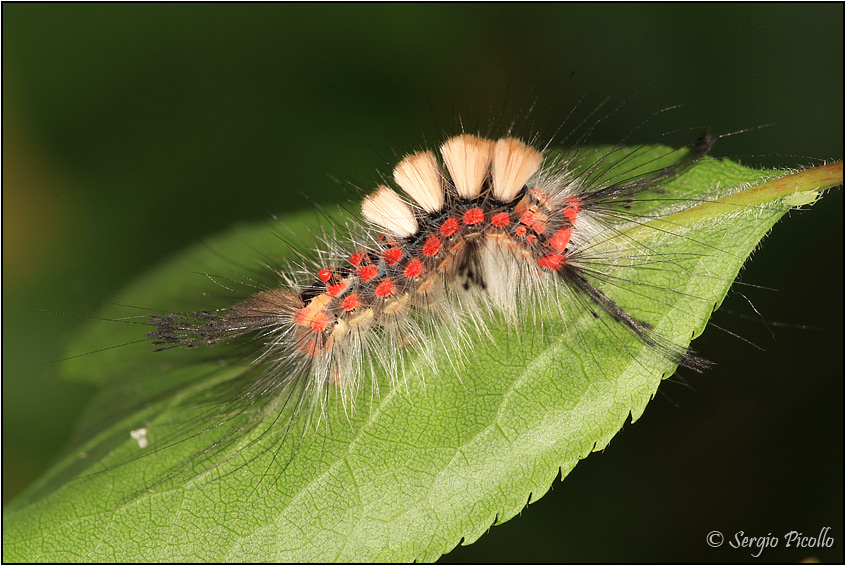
563, 196, 581, 222
422, 236, 442, 257
519, 211, 535, 226
383, 247, 404, 265
358, 265, 379, 282
527, 234, 538, 244
515, 226, 528, 237
310, 311, 329, 333
463, 208, 484, 225
342, 294, 360, 311
490, 212, 511, 227
404, 258, 424, 279
317, 269, 332, 283
350, 252, 364, 267
294, 293, 333, 329
538, 254, 566, 271
375, 279, 395, 298
549, 228, 572, 252
440, 218, 460, 237
327, 281, 349, 297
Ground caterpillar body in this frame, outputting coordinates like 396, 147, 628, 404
143, 131, 714, 436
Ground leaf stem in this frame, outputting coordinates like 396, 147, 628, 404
638, 161, 843, 235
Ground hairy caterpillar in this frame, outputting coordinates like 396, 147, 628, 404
143, 131, 714, 429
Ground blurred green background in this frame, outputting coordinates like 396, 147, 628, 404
3, 4, 842, 562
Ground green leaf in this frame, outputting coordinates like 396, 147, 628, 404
3, 148, 841, 562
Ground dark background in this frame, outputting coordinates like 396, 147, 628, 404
3, 4, 843, 562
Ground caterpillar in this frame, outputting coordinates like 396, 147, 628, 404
140, 130, 715, 446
